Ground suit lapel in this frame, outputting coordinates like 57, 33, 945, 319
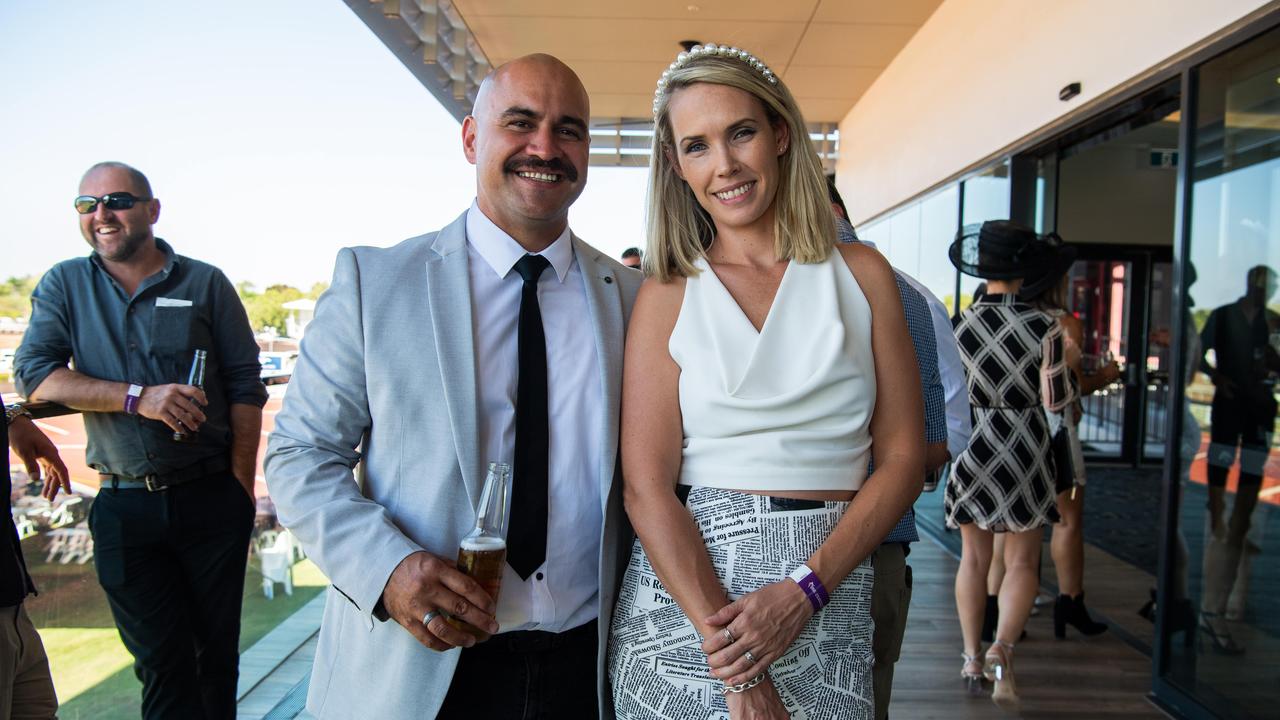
426, 212, 483, 506
574, 236, 625, 513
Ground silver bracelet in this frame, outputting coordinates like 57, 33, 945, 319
721, 671, 768, 695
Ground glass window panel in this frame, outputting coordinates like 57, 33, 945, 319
958, 160, 1011, 312
919, 185, 961, 313
1167, 25, 1280, 717
15, 383, 326, 716
888, 203, 922, 278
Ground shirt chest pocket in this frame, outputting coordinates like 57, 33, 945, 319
150, 303, 199, 357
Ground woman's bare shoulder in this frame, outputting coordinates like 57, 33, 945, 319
833, 242, 897, 298
630, 275, 688, 333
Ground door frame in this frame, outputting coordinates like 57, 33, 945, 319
1069, 243, 1174, 465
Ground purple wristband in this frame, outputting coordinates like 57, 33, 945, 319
788, 564, 829, 611
124, 384, 142, 415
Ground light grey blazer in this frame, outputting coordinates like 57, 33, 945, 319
264, 211, 642, 719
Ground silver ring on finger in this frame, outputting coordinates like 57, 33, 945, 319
744, 649, 758, 665
422, 610, 440, 626
722, 627, 735, 644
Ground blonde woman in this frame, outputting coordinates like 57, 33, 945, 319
607, 44, 924, 719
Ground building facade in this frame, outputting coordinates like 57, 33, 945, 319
836, 3, 1280, 717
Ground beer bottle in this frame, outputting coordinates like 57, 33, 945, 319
449, 462, 511, 630
173, 349, 207, 442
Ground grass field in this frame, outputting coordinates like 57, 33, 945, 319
21, 533, 328, 719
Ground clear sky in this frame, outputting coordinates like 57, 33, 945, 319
0, 1, 648, 291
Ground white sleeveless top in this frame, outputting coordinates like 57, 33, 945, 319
670, 251, 877, 491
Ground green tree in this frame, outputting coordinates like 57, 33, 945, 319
237, 283, 304, 335
0, 275, 38, 318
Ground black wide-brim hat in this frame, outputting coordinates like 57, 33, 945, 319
1019, 232, 1078, 298
947, 220, 1052, 280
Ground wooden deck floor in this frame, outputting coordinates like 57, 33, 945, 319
237, 535, 1170, 719
892, 536, 1167, 719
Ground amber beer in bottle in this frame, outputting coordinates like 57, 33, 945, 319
448, 462, 511, 631
173, 349, 207, 442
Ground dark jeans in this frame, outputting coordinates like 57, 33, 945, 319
88, 470, 254, 720
1207, 396, 1276, 489
438, 619, 599, 720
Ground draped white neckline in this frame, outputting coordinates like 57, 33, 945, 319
697, 256, 794, 336
692, 255, 836, 400
671, 251, 876, 491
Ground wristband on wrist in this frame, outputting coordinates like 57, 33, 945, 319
124, 384, 143, 415
788, 563, 830, 612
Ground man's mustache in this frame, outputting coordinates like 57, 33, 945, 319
505, 157, 579, 182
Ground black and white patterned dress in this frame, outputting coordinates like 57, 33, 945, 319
945, 294, 1072, 532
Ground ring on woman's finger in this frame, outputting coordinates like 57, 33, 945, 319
722, 627, 735, 644
422, 610, 440, 626
743, 649, 758, 665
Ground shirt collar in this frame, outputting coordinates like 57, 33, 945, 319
89, 237, 179, 276
466, 201, 574, 283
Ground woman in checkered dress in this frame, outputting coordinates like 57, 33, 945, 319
944, 221, 1073, 704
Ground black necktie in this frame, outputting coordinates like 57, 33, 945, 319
509, 254, 550, 580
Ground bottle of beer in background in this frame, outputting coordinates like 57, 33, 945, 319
173, 349, 207, 442
448, 462, 511, 630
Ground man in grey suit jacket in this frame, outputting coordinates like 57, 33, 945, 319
264, 54, 641, 719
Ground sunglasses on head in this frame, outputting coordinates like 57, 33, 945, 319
74, 192, 152, 215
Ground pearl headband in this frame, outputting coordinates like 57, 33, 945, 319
653, 43, 777, 116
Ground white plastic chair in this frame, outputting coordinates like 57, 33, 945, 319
259, 529, 295, 599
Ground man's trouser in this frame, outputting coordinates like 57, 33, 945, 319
871, 542, 912, 720
89, 470, 254, 720
437, 619, 599, 719
0, 603, 58, 720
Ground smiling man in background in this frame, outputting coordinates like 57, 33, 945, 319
14, 162, 266, 720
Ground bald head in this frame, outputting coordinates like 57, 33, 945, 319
472, 54, 589, 121
461, 53, 592, 251
80, 161, 152, 198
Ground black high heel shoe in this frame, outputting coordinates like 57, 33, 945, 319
1053, 593, 1108, 638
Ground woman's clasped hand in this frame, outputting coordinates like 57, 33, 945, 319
702, 580, 813, 686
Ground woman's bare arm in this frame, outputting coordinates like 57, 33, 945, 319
805, 243, 925, 590
620, 277, 733, 640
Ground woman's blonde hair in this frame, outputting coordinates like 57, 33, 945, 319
644, 49, 835, 281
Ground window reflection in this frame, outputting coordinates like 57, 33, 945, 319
1171, 25, 1280, 717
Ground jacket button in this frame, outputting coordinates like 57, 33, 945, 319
603, 276, 613, 284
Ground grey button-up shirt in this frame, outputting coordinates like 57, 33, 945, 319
15, 238, 267, 477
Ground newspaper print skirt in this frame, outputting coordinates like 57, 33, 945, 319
608, 486, 874, 719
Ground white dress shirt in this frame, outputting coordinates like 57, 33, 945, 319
465, 202, 604, 633
897, 272, 972, 460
